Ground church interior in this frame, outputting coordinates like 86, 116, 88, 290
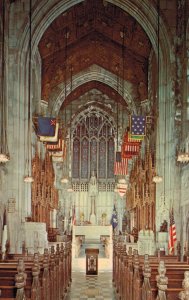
0, 0, 189, 299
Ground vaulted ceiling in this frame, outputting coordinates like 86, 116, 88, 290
38, 0, 152, 109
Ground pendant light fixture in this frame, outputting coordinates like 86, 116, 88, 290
0, 0, 10, 163
61, 29, 69, 184
24, 0, 33, 183
152, 0, 162, 184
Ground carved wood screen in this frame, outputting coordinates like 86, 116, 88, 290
72, 108, 115, 183
126, 148, 156, 232
31, 151, 58, 229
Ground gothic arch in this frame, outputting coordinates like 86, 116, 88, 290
10, 0, 177, 224
51, 65, 136, 115
16, 0, 173, 111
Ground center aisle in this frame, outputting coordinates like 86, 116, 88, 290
65, 271, 117, 300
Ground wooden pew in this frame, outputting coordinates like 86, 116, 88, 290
113, 238, 189, 300
0, 240, 72, 300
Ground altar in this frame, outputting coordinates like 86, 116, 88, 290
72, 225, 113, 271
73, 225, 112, 241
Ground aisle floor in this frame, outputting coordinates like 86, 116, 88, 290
65, 271, 117, 300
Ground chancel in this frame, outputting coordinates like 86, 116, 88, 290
0, 0, 189, 299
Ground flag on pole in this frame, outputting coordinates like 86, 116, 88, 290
168, 208, 177, 254
111, 205, 118, 231
114, 152, 128, 175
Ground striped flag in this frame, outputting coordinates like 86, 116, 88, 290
117, 183, 127, 197
114, 152, 128, 175
46, 138, 62, 151
122, 131, 141, 158
168, 208, 177, 254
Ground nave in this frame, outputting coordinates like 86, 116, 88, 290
65, 272, 116, 300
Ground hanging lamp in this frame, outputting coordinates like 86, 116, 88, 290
24, 0, 33, 183
0, 0, 10, 163
152, 0, 162, 184
60, 30, 69, 184
177, 138, 189, 163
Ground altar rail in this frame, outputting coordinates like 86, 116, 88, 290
113, 237, 189, 300
0, 240, 72, 300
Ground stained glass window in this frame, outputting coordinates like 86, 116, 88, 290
72, 109, 115, 180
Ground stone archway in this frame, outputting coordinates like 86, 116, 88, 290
8, 0, 176, 232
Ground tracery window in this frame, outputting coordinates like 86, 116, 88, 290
72, 108, 115, 181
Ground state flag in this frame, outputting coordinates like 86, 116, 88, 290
39, 123, 59, 142
111, 205, 118, 231
37, 117, 56, 137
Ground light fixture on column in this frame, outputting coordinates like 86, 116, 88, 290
24, 0, 33, 183
152, 175, 163, 183
177, 152, 189, 163
61, 177, 69, 184
67, 180, 73, 192
177, 137, 189, 163
0, 0, 10, 163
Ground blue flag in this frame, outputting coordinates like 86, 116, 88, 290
37, 117, 56, 137
130, 115, 146, 136
111, 205, 118, 230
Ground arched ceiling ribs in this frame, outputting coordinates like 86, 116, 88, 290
40, 30, 149, 102
39, 1, 151, 103
60, 81, 129, 110
51, 65, 137, 115
16, 0, 172, 124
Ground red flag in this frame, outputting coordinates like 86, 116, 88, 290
114, 152, 128, 175
168, 208, 177, 254
121, 131, 141, 158
46, 138, 62, 151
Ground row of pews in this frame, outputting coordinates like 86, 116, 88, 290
113, 238, 189, 300
0, 240, 72, 300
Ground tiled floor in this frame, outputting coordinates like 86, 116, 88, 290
65, 271, 117, 299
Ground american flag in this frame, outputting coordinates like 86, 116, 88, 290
114, 152, 128, 175
168, 208, 177, 254
130, 115, 146, 136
